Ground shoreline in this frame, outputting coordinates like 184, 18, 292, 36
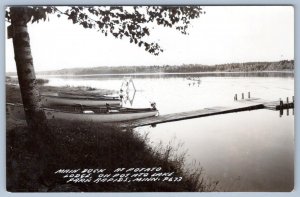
6, 70, 294, 78
6, 83, 117, 104
5, 83, 218, 192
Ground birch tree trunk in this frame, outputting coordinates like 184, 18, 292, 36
10, 7, 47, 130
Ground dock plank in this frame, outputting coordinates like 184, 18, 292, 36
237, 98, 293, 110
118, 103, 264, 128
118, 98, 293, 128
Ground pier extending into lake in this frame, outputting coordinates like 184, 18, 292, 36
118, 95, 294, 128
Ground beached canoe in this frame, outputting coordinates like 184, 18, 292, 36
6, 103, 158, 123
41, 94, 121, 106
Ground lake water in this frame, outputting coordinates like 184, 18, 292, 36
41, 72, 294, 191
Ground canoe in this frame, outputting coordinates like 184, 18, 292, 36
58, 92, 120, 99
41, 94, 121, 106
6, 103, 158, 123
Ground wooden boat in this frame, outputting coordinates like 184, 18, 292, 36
6, 103, 158, 123
186, 77, 201, 82
57, 92, 120, 99
41, 94, 121, 107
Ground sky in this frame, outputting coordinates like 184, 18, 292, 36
5, 6, 294, 72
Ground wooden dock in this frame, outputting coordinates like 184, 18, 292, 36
118, 97, 294, 128
236, 97, 294, 110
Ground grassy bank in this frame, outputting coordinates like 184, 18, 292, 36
6, 76, 49, 85
6, 83, 116, 104
6, 84, 219, 192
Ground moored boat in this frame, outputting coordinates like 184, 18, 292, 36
41, 94, 121, 107
57, 92, 120, 99
186, 77, 201, 82
6, 103, 158, 123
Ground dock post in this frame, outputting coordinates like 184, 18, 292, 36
234, 94, 238, 101
280, 99, 283, 110
248, 92, 250, 99
293, 107, 294, 116
280, 108, 283, 117
286, 97, 289, 104
242, 93, 244, 99
293, 96, 294, 103
287, 108, 289, 116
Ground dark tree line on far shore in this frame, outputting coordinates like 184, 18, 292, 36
34, 60, 294, 76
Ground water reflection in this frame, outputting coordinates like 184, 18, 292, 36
187, 80, 201, 87
137, 110, 294, 191
122, 90, 136, 106
279, 108, 295, 117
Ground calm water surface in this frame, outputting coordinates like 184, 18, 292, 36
41, 72, 294, 191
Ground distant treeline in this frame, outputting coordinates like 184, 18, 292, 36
33, 60, 294, 75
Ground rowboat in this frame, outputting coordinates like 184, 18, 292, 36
41, 94, 121, 107
57, 92, 120, 99
186, 77, 201, 82
6, 103, 158, 123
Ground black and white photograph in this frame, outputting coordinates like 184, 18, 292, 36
5, 5, 294, 192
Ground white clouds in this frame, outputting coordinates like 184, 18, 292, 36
5, 6, 294, 72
